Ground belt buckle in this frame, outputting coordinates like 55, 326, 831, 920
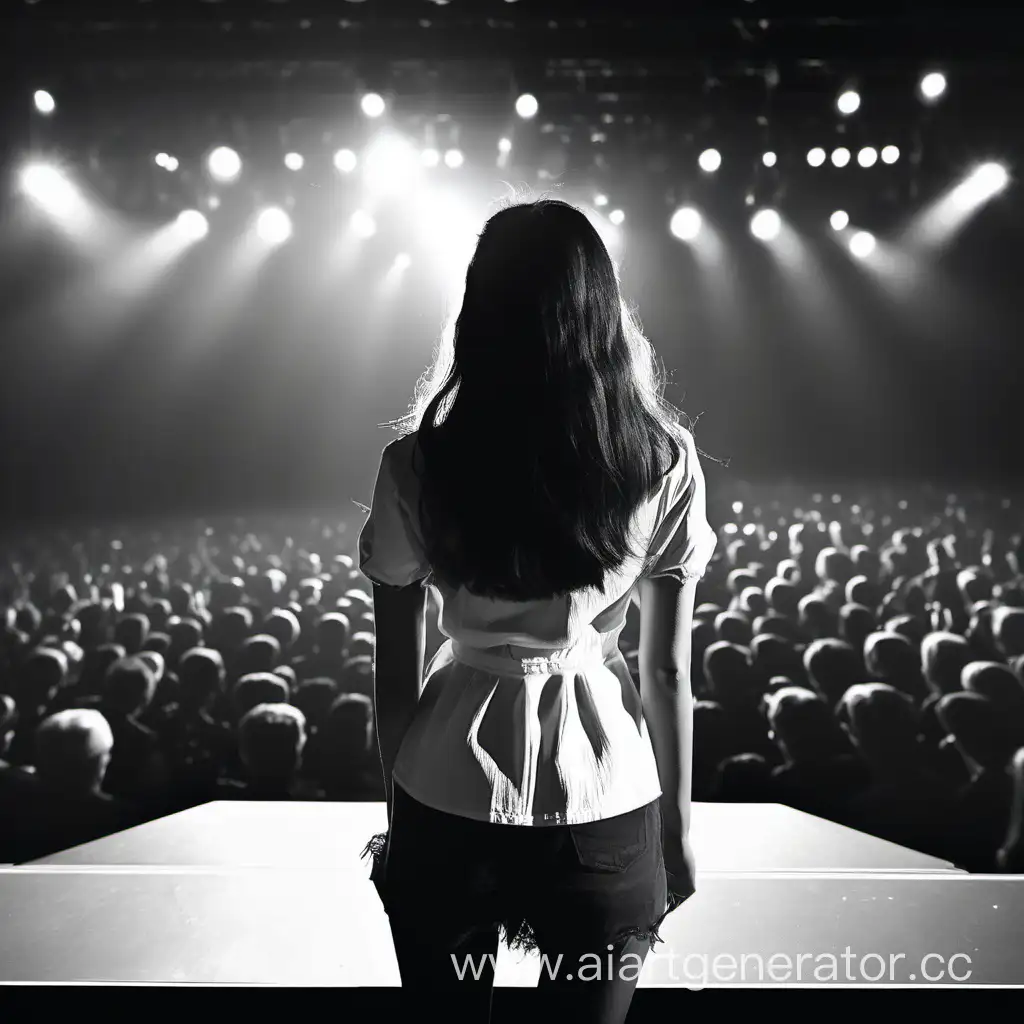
521, 655, 567, 675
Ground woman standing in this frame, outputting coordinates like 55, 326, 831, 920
359, 198, 716, 1021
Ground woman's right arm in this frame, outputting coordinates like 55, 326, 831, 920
636, 574, 699, 887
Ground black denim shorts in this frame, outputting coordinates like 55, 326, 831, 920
362, 783, 694, 955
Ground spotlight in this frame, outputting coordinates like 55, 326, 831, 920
594, 193, 609, 207
919, 72, 947, 102
361, 93, 386, 118
698, 149, 722, 173
364, 133, 420, 192
393, 253, 412, 271
176, 209, 209, 241
830, 210, 850, 231
421, 148, 440, 167
960, 162, 1010, 203
18, 163, 78, 215
609, 208, 625, 226
515, 93, 539, 119
351, 209, 377, 239
334, 148, 358, 173
750, 208, 781, 241
497, 137, 512, 154
256, 207, 292, 244
762, 151, 777, 168
284, 152, 305, 171
164, 156, 179, 172
207, 146, 242, 182
857, 147, 878, 168
33, 90, 55, 115
849, 231, 876, 258
807, 147, 826, 167
837, 90, 861, 115
444, 149, 464, 168
669, 207, 702, 241
155, 153, 169, 168
881, 145, 900, 165
831, 147, 851, 168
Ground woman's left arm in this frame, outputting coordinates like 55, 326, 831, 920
370, 580, 428, 825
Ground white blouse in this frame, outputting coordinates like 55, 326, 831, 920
357, 424, 717, 826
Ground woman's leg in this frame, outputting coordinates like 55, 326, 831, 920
534, 934, 652, 1023
389, 916, 501, 1020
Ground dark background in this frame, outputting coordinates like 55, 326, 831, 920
0, 1, 1021, 525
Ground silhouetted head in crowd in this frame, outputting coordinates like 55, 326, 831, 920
838, 682, 923, 776
993, 607, 1024, 659
920, 631, 972, 697
766, 686, 853, 764
77, 643, 126, 697
816, 547, 855, 590
14, 603, 42, 637
713, 753, 773, 802
316, 612, 350, 656
849, 545, 880, 582
846, 576, 881, 611
751, 613, 801, 644
177, 648, 225, 714
114, 613, 150, 655
293, 678, 341, 733
764, 578, 799, 620
749, 634, 803, 687
33, 709, 114, 796
885, 614, 927, 646
142, 632, 171, 658
263, 608, 301, 653
168, 617, 203, 664
961, 661, 1024, 741
703, 641, 761, 711
16, 647, 69, 713
798, 595, 837, 641
137, 650, 165, 687
209, 606, 254, 658
168, 582, 195, 617
803, 638, 862, 708
209, 578, 246, 613
232, 672, 290, 723
839, 603, 876, 654
936, 692, 1019, 774
234, 634, 282, 678
321, 692, 374, 763
738, 586, 767, 620
101, 656, 157, 718
237, 703, 307, 783
146, 599, 172, 632
694, 603, 723, 626
339, 656, 373, 697
863, 631, 926, 700
251, 569, 288, 610
726, 568, 757, 598
903, 584, 927, 619
49, 583, 77, 617
346, 631, 375, 660
715, 609, 752, 647
958, 568, 994, 605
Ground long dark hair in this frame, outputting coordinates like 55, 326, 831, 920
385, 197, 694, 601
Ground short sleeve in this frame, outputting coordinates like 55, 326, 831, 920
357, 439, 430, 588
645, 428, 717, 583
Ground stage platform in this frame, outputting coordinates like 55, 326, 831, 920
26, 799, 963, 873
6, 800, 1020, 988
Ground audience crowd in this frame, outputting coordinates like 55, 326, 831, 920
1, 482, 1023, 873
